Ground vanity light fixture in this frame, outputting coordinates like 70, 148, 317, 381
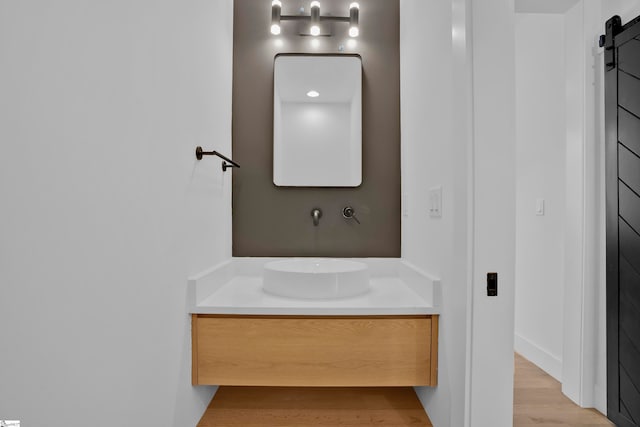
307, 90, 320, 97
271, 0, 282, 35
310, 1, 321, 36
349, 3, 359, 37
270, 1, 359, 38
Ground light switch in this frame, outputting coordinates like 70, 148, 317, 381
487, 272, 498, 296
402, 194, 409, 217
429, 186, 442, 218
536, 198, 545, 216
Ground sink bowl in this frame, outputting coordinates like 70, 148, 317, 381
263, 258, 370, 299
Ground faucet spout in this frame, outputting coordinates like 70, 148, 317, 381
311, 208, 322, 226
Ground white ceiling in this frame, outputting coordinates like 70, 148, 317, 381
515, 0, 580, 13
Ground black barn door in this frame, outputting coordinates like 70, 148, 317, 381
605, 15, 640, 427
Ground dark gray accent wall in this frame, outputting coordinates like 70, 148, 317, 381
232, 0, 400, 257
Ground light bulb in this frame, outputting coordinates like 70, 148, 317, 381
307, 90, 320, 98
310, 1, 320, 37
271, 0, 281, 36
349, 2, 359, 38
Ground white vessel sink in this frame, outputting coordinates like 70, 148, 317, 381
263, 258, 370, 299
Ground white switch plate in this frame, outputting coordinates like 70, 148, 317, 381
536, 198, 545, 216
402, 194, 409, 217
429, 186, 442, 218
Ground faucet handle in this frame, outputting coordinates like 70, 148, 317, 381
311, 208, 323, 226
342, 206, 360, 224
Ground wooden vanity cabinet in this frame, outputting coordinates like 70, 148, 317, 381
191, 314, 438, 387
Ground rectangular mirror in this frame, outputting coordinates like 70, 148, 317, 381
273, 54, 362, 187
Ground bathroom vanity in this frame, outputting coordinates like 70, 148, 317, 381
192, 314, 437, 387
189, 258, 440, 388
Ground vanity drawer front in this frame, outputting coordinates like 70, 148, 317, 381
192, 315, 438, 387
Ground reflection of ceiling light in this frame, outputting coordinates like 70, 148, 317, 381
307, 90, 320, 98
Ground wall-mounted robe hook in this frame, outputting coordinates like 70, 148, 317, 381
195, 146, 240, 172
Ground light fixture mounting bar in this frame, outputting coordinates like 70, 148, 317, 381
321, 16, 350, 22
279, 15, 349, 22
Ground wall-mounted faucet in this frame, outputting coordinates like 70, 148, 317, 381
311, 208, 322, 226
343, 206, 360, 224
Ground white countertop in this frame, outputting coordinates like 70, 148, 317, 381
194, 277, 438, 315
188, 258, 441, 316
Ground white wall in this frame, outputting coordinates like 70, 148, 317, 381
402, 0, 517, 425
0, 1, 233, 426
603, 0, 640, 22
512, 0, 607, 410
562, 0, 611, 409
511, 0, 639, 413
400, 0, 469, 425
514, 13, 566, 381
516, 0, 580, 13
468, 0, 517, 424
563, 2, 591, 405
511, 0, 640, 413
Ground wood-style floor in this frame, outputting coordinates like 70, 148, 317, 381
197, 386, 432, 426
514, 353, 614, 426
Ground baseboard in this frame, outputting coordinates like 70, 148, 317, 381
514, 334, 562, 381
594, 383, 607, 415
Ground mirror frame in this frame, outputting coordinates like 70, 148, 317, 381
272, 53, 363, 188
